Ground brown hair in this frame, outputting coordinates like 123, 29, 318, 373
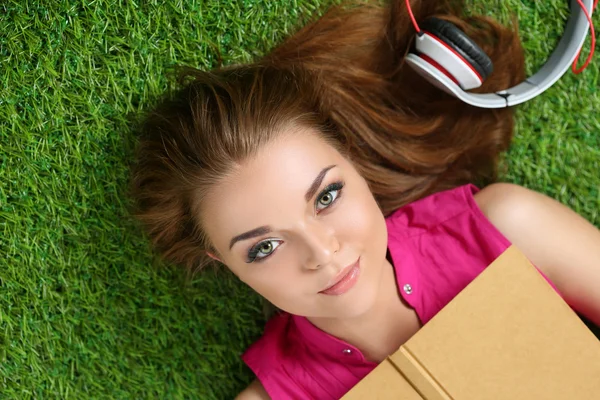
131, 0, 525, 274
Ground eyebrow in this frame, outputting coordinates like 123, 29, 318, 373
228, 164, 337, 250
228, 226, 272, 250
304, 164, 336, 202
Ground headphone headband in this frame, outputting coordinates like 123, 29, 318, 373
405, 0, 594, 108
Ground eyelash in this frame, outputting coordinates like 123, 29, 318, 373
245, 181, 345, 264
316, 181, 344, 214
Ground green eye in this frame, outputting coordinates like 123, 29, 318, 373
316, 181, 344, 212
260, 242, 273, 253
319, 192, 334, 206
246, 239, 282, 263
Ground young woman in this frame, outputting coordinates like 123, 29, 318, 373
130, 0, 600, 398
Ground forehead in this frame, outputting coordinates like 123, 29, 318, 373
200, 131, 347, 247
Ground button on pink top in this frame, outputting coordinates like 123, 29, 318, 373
242, 184, 559, 399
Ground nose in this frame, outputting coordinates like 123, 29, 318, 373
301, 220, 340, 270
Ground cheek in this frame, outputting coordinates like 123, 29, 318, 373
236, 261, 306, 308
336, 189, 385, 246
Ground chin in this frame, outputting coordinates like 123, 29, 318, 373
352, 284, 380, 317
325, 280, 380, 319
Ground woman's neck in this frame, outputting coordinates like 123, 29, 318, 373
307, 255, 421, 363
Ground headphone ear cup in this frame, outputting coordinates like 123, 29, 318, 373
405, 52, 464, 98
412, 17, 493, 90
421, 18, 493, 78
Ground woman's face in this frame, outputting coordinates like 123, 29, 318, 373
200, 129, 390, 319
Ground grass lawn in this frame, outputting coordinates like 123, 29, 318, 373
1, 0, 598, 398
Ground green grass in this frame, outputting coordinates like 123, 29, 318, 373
1, 0, 599, 398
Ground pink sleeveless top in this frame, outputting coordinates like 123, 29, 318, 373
241, 184, 559, 399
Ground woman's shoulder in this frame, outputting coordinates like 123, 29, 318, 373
469, 182, 536, 223
385, 182, 531, 232
241, 313, 319, 399
235, 380, 271, 400
241, 312, 292, 377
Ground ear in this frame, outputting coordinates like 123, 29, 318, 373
206, 251, 223, 263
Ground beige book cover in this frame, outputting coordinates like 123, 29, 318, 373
343, 245, 600, 399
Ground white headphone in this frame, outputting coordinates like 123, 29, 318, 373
404, 0, 595, 108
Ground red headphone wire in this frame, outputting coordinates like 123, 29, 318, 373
405, 0, 421, 34
572, 0, 598, 74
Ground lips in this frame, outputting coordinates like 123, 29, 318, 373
319, 257, 361, 296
